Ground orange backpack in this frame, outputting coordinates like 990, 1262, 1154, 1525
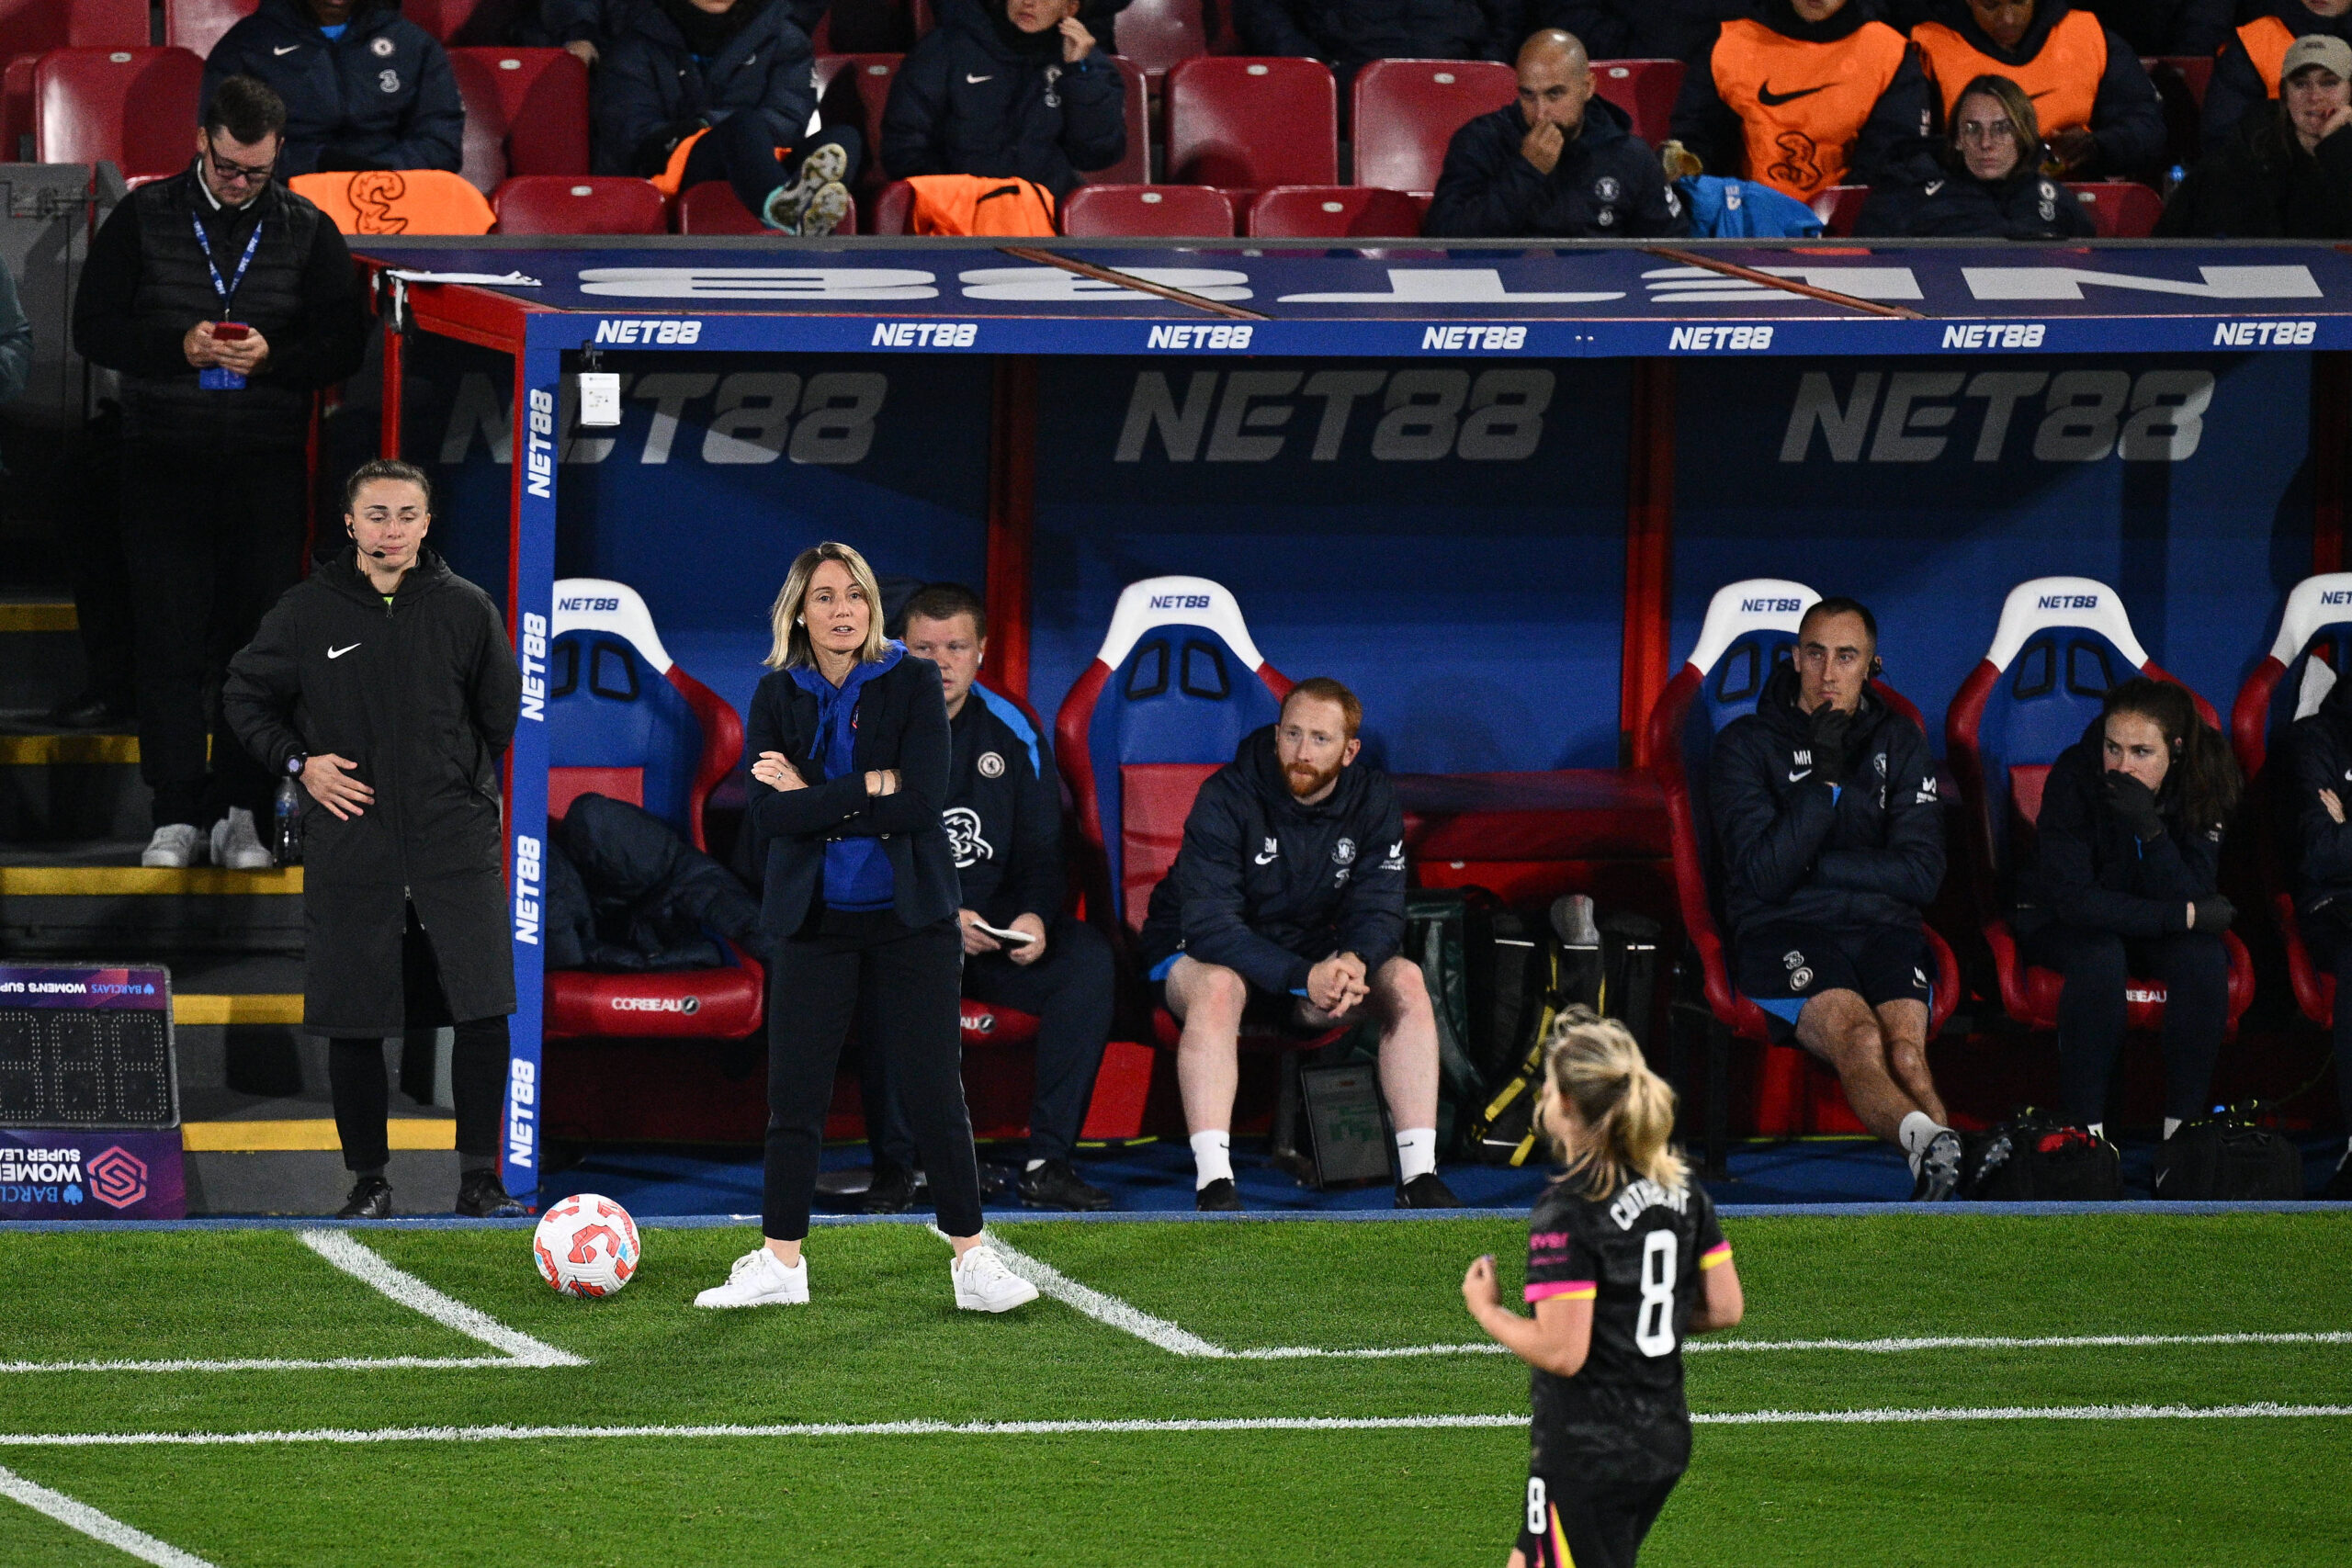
288, 169, 496, 236
903, 175, 1057, 236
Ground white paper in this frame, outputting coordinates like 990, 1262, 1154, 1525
384, 269, 544, 287
972, 920, 1036, 946
577, 372, 622, 427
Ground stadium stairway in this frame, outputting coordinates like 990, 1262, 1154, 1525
0, 593, 458, 1214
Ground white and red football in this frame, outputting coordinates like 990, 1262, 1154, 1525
532, 1192, 641, 1300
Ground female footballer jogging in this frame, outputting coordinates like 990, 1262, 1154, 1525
1462, 1008, 1745, 1568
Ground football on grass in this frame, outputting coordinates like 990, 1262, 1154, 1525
533, 1192, 641, 1299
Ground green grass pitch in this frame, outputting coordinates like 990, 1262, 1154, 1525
0, 1212, 2348, 1566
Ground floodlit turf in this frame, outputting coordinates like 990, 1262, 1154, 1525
0, 1213, 2346, 1565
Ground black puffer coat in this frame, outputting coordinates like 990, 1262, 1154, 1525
595, 0, 817, 177
2290, 672, 2352, 918
881, 0, 1126, 197
222, 547, 521, 1033
1857, 167, 2095, 238
201, 0, 464, 177
2011, 716, 2221, 940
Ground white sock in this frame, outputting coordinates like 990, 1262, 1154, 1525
2088, 1122, 2105, 1140
1395, 1127, 1437, 1183
1190, 1131, 1233, 1190
1897, 1111, 1943, 1170
2163, 1117, 2182, 1139
1025, 1159, 1045, 1172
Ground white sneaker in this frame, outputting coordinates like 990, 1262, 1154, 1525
951, 1245, 1038, 1313
209, 807, 274, 871
140, 824, 204, 868
692, 1247, 808, 1308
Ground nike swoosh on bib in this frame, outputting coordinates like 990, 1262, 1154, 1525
967, 73, 993, 82
328, 643, 361, 659
1757, 82, 1828, 107
273, 44, 300, 54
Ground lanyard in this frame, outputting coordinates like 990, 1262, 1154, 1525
190, 205, 264, 315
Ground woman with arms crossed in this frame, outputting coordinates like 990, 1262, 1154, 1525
694, 542, 1036, 1313
1462, 1009, 1745, 1568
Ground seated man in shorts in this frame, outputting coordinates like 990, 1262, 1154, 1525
1138, 678, 1458, 1212
1708, 597, 1962, 1199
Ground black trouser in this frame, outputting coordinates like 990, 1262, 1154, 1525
2304, 919, 2352, 1129
119, 444, 307, 829
1513, 1470, 1679, 1568
328, 907, 508, 1174
865, 914, 1115, 1169
64, 416, 135, 712
680, 116, 862, 220
765, 908, 982, 1241
2020, 923, 2230, 1125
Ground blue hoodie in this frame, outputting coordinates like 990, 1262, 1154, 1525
791, 641, 905, 911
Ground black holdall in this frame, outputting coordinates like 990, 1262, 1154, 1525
2152, 1104, 2304, 1200
1962, 1108, 2124, 1201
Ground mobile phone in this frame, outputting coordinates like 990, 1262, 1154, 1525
213, 321, 251, 341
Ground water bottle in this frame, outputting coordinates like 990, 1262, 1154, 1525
274, 777, 303, 867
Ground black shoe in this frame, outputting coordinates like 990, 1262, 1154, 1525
1195, 1177, 1242, 1212
1395, 1172, 1462, 1209
336, 1176, 392, 1219
1911, 1129, 1963, 1201
1019, 1158, 1114, 1212
456, 1169, 526, 1218
861, 1162, 919, 1214
2324, 1150, 2352, 1201
43, 691, 129, 730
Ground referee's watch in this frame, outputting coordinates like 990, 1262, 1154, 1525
285, 752, 309, 778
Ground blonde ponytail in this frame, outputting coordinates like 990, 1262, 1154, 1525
1540, 1005, 1688, 1196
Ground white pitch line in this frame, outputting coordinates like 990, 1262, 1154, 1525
972, 1233, 1228, 1358
0, 1462, 219, 1565
2, 1404, 2350, 1449
0, 1357, 518, 1375
297, 1229, 584, 1368
1690, 1330, 2352, 1355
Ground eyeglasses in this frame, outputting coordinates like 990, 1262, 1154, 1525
1955, 119, 2017, 145
202, 138, 277, 186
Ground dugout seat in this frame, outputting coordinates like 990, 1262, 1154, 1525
34, 48, 206, 179
1114, 0, 1223, 81
544, 579, 763, 1041
2229, 573, 2352, 1032
1592, 58, 1681, 146
1062, 182, 1233, 236
1945, 576, 2255, 1037
163, 0, 254, 55
1165, 56, 1337, 199
1809, 185, 1868, 237
815, 53, 902, 191
2068, 181, 2162, 239
1078, 54, 1153, 187
1246, 185, 1428, 237
449, 48, 592, 193
1350, 59, 1513, 194
494, 175, 666, 234
289, 168, 498, 234
1645, 580, 1962, 1144
1055, 576, 1345, 1053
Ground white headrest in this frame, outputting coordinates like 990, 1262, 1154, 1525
2267, 572, 2352, 664
2299, 658, 2338, 721
1683, 579, 1819, 677
1091, 576, 1268, 674
551, 578, 673, 674
1982, 577, 2149, 673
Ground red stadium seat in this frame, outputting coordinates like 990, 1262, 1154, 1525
2067, 181, 2162, 238
1350, 59, 1513, 194
1165, 56, 1337, 197
1647, 580, 1962, 1143
1591, 57, 1681, 146
1808, 184, 1868, 236
1945, 576, 2255, 1039
672, 179, 860, 233
164, 0, 256, 56
1061, 182, 1233, 236
493, 175, 667, 234
1, 0, 151, 156
401, 0, 509, 44
1080, 53, 1153, 186
543, 580, 763, 1043
449, 47, 591, 192
2144, 56, 2210, 170
868, 176, 916, 233
1116, 0, 1210, 80
815, 52, 903, 190
1245, 185, 1427, 237
35, 48, 206, 179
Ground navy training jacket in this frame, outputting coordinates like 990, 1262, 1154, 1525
202, 0, 462, 177
2011, 717, 2220, 940
595, 0, 817, 176
944, 686, 1066, 929
881, 0, 1125, 198
1425, 95, 1688, 238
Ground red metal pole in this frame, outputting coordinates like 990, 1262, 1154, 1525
380, 309, 405, 460
2315, 351, 2348, 575
1622, 359, 1676, 769
984, 355, 1038, 702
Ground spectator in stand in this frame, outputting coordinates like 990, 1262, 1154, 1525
1707, 598, 1963, 1200
882, 0, 1126, 202
1235, 0, 1517, 88
2203, 0, 2352, 153
202, 0, 463, 177
1138, 678, 1459, 1213
2070, 0, 2233, 55
2284, 660, 2352, 1199
2159, 38, 2352, 238
1910, 0, 2165, 179
1668, 0, 1938, 205
854, 584, 1116, 1214
1532, 0, 1747, 63
1425, 29, 1688, 236
598, 0, 857, 234
535, 0, 649, 66
1858, 72, 2094, 233
0, 255, 28, 408
2010, 679, 2241, 1157
72, 77, 368, 871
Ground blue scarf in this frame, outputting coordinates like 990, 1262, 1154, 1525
791, 641, 904, 911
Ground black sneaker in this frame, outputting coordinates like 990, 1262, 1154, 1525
1395, 1172, 1462, 1209
861, 1162, 920, 1214
1195, 1177, 1242, 1212
1911, 1129, 1963, 1201
1018, 1158, 1114, 1212
336, 1176, 392, 1219
2324, 1149, 2352, 1201
456, 1169, 526, 1218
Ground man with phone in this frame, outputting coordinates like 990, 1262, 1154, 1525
858, 583, 1115, 1213
73, 74, 367, 870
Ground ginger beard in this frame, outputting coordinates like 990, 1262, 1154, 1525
1286, 753, 1342, 800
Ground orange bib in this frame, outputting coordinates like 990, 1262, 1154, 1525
1708, 17, 1911, 201
2238, 15, 2293, 98
1914, 10, 2107, 137
904, 175, 1057, 236
287, 169, 495, 236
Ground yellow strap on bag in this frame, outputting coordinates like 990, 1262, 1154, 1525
903, 174, 1057, 236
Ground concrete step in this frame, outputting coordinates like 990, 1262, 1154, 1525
178, 1088, 458, 1216
0, 841, 303, 955
0, 601, 85, 712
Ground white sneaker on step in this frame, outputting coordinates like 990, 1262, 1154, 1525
140, 824, 204, 868
209, 807, 274, 871
693, 1247, 808, 1308
951, 1245, 1038, 1313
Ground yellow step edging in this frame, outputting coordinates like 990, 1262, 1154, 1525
0, 604, 74, 632
0, 734, 138, 765
181, 1118, 455, 1153
173, 994, 304, 1026
0, 865, 303, 895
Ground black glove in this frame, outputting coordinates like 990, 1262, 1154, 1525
1806, 704, 1853, 789
2102, 771, 2167, 842
2188, 895, 2235, 933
